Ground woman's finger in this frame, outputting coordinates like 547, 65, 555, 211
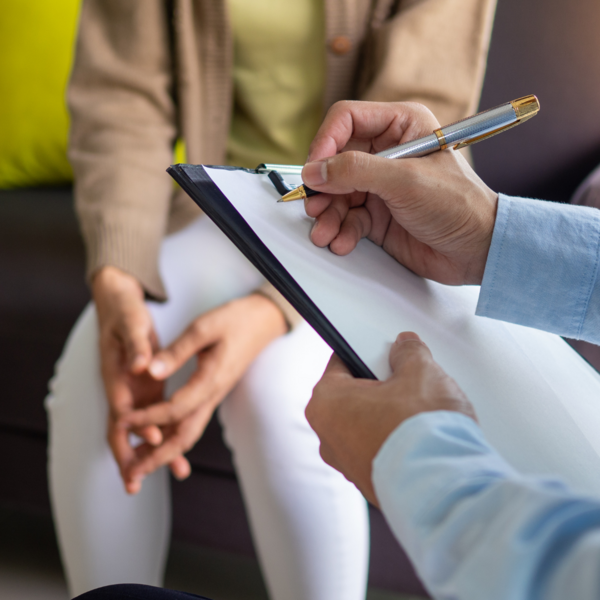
121, 349, 221, 428
119, 308, 154, 374
130, 424, 163, 446
148, 313, 222, 380
169, 455, 192, 480
107, 418, 143, 494
125, 405, 215, 482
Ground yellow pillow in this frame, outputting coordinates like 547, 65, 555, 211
0, 2, 80, 188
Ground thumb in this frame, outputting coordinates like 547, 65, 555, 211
302, 151, 409, 199
388, 332, 433, 377
148, 316, 218, 380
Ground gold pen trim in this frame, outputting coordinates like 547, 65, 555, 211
454, 121, 521, 149
279, 186, 307, 203
511, 95, 540, 121
455, 94, 540, 150
434, 128, 448, 151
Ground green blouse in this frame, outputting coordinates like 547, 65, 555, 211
226, 0, 326, 169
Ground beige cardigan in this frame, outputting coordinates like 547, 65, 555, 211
68, 0, 496, 325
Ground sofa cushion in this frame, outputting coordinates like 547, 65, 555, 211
0, 187, 88, 432
565, 163, 600, 372
571, 163, 600, 209
0, 2, 79, 188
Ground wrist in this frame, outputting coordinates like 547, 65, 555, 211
92, 266, 145, 322
464, 242, 491, 286
243, 294, 288, 340
464, 191, 498, 285
92, 266, 144, 300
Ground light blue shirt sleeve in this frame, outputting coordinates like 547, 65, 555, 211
370, 194, 600, 598
373, 412, 600, 600
476, 194, 600, 344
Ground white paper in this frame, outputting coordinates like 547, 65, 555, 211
207, 167, 600, 495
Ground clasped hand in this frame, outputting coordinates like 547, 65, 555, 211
94, 266, 286, 494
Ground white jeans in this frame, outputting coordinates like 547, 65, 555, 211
46, 216, 369, 599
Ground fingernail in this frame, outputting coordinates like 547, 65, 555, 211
311, 220, 320, 235
302, 160, 327, 186
128, 482, 141, 495
396, 332, 421, 343
149, 359, 167, 378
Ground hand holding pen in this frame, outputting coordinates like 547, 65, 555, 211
279, 95, 539, 202
298, 99, 527, 286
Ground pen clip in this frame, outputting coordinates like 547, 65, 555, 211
453, 118, 530, 150
455, 95, 540, 150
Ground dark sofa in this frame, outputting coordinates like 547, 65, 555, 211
2, 0, 600, 595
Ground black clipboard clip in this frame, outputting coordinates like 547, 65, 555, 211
255, 163, 302, 198
268, 170, 295, 197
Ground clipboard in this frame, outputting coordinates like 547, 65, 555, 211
168, 162, 600, 495
168, 163, 374, 379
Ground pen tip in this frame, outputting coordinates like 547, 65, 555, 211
280, 186, 307, 203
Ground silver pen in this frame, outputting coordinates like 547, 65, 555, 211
279, 95, 540, 202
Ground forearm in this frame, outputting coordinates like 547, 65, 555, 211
477, 194, 600, 344
69, 0, 177, 300
373, 411, 600, 600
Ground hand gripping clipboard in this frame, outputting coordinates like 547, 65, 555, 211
168, 162, 600, 496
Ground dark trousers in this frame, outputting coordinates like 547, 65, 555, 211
74, 584, 213, 600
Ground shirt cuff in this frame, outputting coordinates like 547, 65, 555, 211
476, 194, 600, 342
372, 411, 514, 562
